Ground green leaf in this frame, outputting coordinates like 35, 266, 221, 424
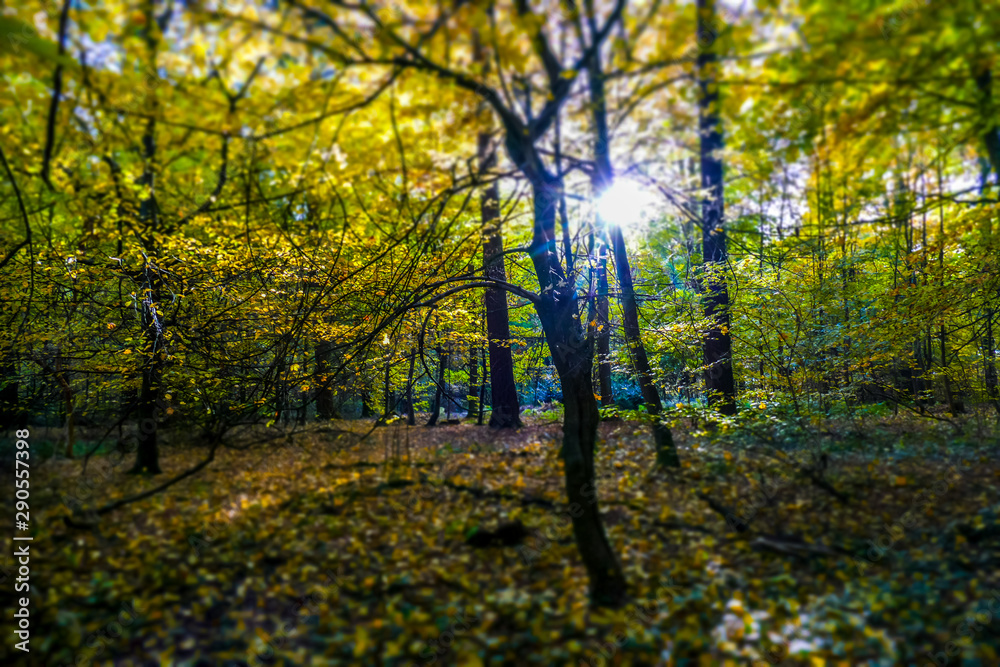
0, 17, 79, 70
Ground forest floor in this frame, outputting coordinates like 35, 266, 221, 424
8, 411, 1000, 666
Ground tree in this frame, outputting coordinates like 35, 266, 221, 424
580, 0, 678, 464
696, 0, 736, 415
480, 131, 523, 428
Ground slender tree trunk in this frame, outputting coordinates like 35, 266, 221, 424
973, 64, 1000, 414
477, 348, 487, 425
382, 358, 393, 422
468, 344, 480, 419
480, 133, 522, 428
54, 351, 75, 459
0, 355, 21, 429
426, 348, 446, 426
595, 242, 614, 407
315, 340, 335, 420
984, 315, 1000, 413
696, 0, 737, 415
586, 32, 677, 463
406, 350, 417, 426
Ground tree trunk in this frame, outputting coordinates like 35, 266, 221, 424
531, 178, 627, 607
381, 359, 393, 422
0, 355, 21, 429
477, 347, 487, 425
468, 345, 480, 419
595, 243, 614, 407
55, 351, 75, 459
973, 64, 1000, 414
406, 350, 417, 426
481, 136, 523, 428
426, 348, 447, 426
697, 0, 737, 415
130, 304, 163, 474
537, 297, 627, 606
315, 340, 335, 420
586, 38, 677, 463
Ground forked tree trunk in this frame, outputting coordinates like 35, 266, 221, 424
531, 179, 627, 607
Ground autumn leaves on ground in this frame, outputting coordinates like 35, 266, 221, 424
14, 414, 998, 666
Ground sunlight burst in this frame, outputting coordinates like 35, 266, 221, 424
595, 179, 657, 227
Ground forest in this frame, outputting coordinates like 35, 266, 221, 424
1, 0, 999, 665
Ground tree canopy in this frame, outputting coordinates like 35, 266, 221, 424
2, 0, 1000, 664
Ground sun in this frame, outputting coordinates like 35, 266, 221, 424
595, 179, 656, 228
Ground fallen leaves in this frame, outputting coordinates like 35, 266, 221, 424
23, 419, 1000, 665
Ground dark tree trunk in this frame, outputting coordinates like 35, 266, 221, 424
697, 0, 737, 415
406, 350, 417, 426
274, 353, 287, 425
0, 355, 22, 429
468, 345, 480, 418
587, 38, 677, 464
974, 64, 1000, 414
477, 347, 487, 425
54, 351, 75, 459
595, 243, 614, 407
480, 133, 523, 429
130, 296, 163, 475
530, 178, 627, 607
360, 390, 374, 419
940, 326, 964, 414
985, 314, 1000, 413
315, 340, 335, 420
426, 348, 447, 426
381, 359, 393, 422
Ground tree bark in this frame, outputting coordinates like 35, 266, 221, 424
406, 350, 417, 426
595, 242, 614, 407
54, 351, 75, 459
0, 355, 22, 429
426, 347, 447, 426
468, 344, 480, 419
586, 33, 677, 464
480, 133, 522, 428
973, 64, 1000, 413
697, 0, 737, 415
315, 340, 336, 420
530, 178, 627, 607
130, 310, 163, 475
479, 348, 487, 424
130, 0, 164, 474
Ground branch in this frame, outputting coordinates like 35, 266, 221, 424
41, 0, 73, 190
65, 440, 222, 528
